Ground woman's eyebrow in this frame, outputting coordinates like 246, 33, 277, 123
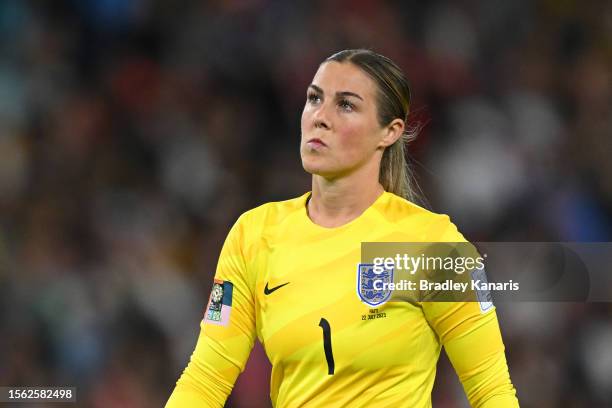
337, 91, 363, 101
308, 84, 324, 94
308, 84, 364, 101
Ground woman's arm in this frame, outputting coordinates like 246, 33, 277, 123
423, 302, 519, 407
420, 216, 519, 406
166, 215, 257, 407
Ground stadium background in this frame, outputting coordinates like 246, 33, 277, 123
0, 0, 611, 407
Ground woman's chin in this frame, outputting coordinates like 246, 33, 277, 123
302, 160, 332, 177
301, 165, 342, 180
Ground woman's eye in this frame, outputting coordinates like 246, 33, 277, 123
307, 93, 321, 104
339, 99, 354, 112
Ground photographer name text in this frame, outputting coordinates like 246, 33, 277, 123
373, 279, 519, 292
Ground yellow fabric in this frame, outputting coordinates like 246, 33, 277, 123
166, 192, 519, 407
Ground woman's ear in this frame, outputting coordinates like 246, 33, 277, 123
378, 119, 405, 148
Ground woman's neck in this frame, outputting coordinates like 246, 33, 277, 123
308, 174, 384, 228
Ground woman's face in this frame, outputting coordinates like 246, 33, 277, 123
300, 61, 393, 179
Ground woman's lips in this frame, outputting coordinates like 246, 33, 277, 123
307, 138, 327, 148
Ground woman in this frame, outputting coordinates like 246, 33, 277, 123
166, 49, 519, 407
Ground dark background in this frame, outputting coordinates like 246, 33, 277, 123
0, 0, 611, 407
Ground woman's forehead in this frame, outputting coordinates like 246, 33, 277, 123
311, 61, 376, 97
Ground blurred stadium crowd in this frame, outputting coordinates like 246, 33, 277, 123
0, 0, 611, 407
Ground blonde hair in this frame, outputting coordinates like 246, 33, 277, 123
379, 128, 419, 202
325, 49, 420, 202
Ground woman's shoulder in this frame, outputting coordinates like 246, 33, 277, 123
235, 192, 310, 228
380, 191, 447, 222
381, 192, 466, 242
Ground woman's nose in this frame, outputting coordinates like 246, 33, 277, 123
312, 104, 331, 130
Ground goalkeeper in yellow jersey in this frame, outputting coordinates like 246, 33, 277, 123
166, 49, 519, 407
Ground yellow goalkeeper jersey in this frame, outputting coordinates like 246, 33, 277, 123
166, 191, 519, 407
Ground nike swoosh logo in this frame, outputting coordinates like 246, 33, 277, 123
264, 282, 290, 295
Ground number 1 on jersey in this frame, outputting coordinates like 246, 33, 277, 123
318, 318, 335, 375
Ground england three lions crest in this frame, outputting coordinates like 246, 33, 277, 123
356, 264, 393, 307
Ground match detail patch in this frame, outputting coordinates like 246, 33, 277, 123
471, 267, 494, 313
204, 279, 233, 326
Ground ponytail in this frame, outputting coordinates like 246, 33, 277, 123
379, 127, 419, 202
